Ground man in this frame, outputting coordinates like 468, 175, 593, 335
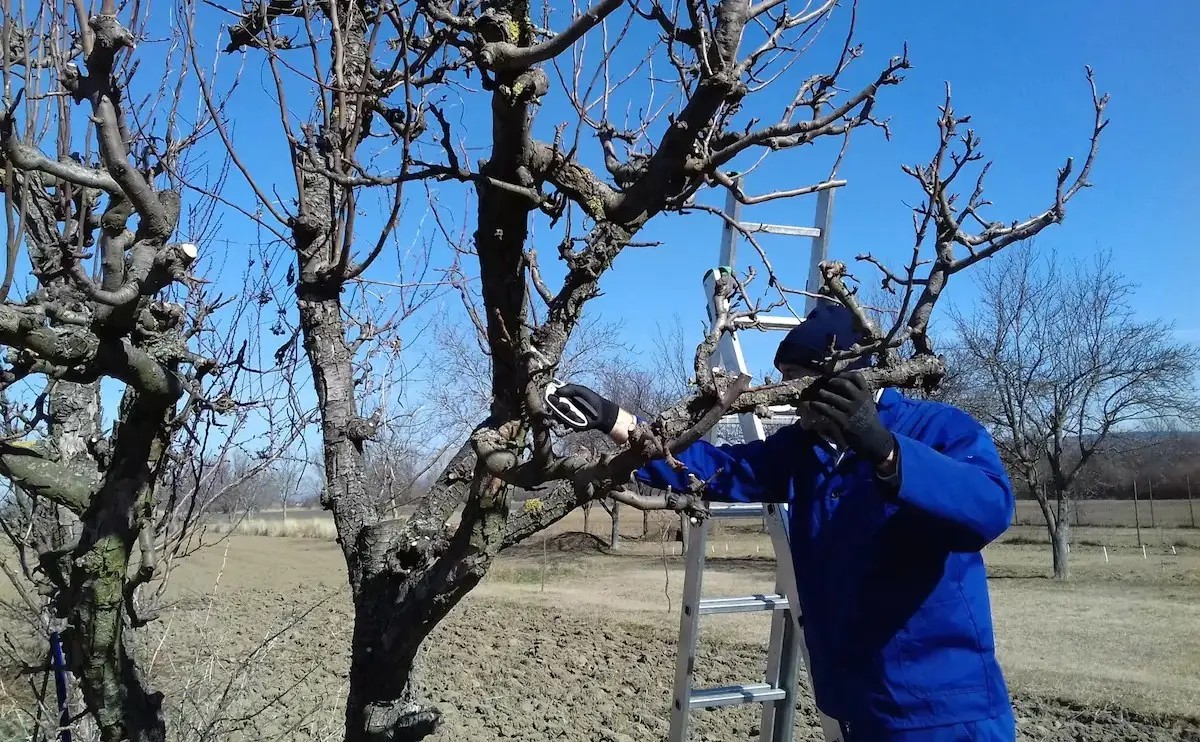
549, 302, 1016, 741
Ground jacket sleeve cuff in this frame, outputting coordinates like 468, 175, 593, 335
875, 438, 902, 492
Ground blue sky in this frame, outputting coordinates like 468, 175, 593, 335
55, 2, 1196, 453
571, 1, 1200, 375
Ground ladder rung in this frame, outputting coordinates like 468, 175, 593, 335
690, 683, 786, 709
718, 409, 796, 425
698, 594, 789, 615
707, 503, 764, 518
739, 222, 822, 238
733, 315, 802, 331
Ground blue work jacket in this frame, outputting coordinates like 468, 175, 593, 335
636, 389, 1015, 734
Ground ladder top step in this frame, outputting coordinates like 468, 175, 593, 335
707, 502, 765, 519
690, 683, 786, 709
698, 594, 789, 615
737, 222, 822, 238
733, 315, 802, 331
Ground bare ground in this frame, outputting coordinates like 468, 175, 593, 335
3, 513, 1198, 741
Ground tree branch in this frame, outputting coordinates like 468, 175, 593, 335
0, 306, 183, 397
0, 441, 96, 513
479, 0, 625, 70
0, 122, 120, 192
705, 50, 909, 168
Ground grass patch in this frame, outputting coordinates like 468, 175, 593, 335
487, 562, 586, 585
208, 517, 337, 540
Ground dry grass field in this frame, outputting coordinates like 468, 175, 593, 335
2, 505, 1198, 741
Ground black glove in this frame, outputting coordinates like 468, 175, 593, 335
804, 372, 895, 466
547, 383, 621, 434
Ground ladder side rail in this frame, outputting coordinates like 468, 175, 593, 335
766, 503, 845, 741
710, 282, 808, 742
762, 506, 803, 740
711, 278, 841, 741
669, 266, 746, 742
805, 189, 834, 314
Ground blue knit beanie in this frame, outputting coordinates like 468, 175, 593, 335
773, 302, 870, 371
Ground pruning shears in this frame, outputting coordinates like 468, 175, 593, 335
529, 346, 590, 430
543, 379, 590, 429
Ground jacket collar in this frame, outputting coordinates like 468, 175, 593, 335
877, 387, 903, 427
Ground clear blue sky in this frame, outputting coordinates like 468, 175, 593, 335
567, 1, 1200, 376
142, 1, 1200, 448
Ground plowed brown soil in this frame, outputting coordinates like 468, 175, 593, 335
96, 529, 1200, 742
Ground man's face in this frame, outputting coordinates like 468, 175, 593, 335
777, 362, 816, 384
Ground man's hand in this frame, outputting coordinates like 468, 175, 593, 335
547, 383, 623, 436
805, 372, 896, 470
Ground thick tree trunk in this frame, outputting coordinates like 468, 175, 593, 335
609, 500, 621, 550
68, 530, 165, 742
1050, 519, 1070, 580
338, 10, 549, 736
297, 288, 375, 571
295, 287, 396, 741
342, 480, 509, 741
63, 394, 172, 742
343, 587, 439, 742
1033, 481, 1073, 581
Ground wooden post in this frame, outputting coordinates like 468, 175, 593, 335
1148, 478, 1157, 528
1188, 475, 1196, 529
1133, 480, 1143, 549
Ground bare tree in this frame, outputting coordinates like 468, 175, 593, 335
194, 0, 1109, 738
949, 244, 1199, 578
0, 0, 317, 736
0, 8, 204, 742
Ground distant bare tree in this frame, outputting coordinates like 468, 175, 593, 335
266, 458, 308, 520
950, 245, 1199, 578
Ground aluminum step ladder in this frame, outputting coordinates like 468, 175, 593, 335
667, 186, 845, 742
